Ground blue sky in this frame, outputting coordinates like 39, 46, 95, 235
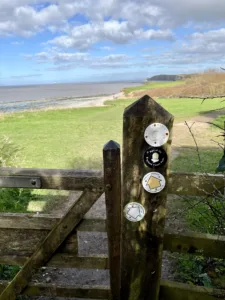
1, 0, 225, 85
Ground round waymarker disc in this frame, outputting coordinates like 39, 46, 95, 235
142, 172, 166, 194
124, 202, 145, 222
143, 147, 167, 168
144, 123, 169, 147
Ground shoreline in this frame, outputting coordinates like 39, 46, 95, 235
0, 91, 125, 115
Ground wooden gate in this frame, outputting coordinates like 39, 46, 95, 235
0, 95, 225, 300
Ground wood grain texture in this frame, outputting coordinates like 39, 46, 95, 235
121, 95, 174, 300
103, 140, 121, 300
163, 231, 225, 258
160, 280, 225, 300
0, 282, 110, 299
0, 191, 102, 300
0, 167, 223, 195
0, 168, 103, 191
169, 171, 225, 196
0, 213, 58, 230
0, 214, 106, 231
0, 168, 224, 196
48, 254, 109, 269
1, 218, 225, 264
0, 280, 224, 300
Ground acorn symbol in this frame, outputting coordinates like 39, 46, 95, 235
151, 152, 159, 163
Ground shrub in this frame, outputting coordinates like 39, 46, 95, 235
0, 136, 35, 281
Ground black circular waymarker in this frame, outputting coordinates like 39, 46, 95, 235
143, 147, 167, 168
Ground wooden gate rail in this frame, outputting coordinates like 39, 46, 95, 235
0, 280, 224, 300
1, 215, 225, 268
0, 168, 224, 196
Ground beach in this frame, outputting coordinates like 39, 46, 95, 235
0, 81, 140, 113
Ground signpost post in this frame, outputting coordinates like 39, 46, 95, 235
120, 95, 174, 300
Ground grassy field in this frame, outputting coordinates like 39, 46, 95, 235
123, 80, 184, 95
0, 96, 224, 170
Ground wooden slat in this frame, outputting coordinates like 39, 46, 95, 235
0, 255, 28, 266
160, 280, 225, 300
0, 281, 110, 299
168, 171, 224, 196
0, 220, 106, 258
0, 213, 58, 230
0, 168, 104, 191
163, 231, 225, 258
0, 280, 224, 300
3, 226, 225, 266
48, 254, 109, 269
0, 228, 50, 256
0, 254, 109, 269
0, 213, 106, 231
0, 167, 224, 195
0, 227, 80, 257
1, 221, 225, 262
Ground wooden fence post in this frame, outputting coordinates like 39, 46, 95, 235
120, 95, 174, 300
103, 140, 121, 300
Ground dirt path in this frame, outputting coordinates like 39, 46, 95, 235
172, 109, 224, 150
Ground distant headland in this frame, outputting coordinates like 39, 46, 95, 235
146, 74, 184, 81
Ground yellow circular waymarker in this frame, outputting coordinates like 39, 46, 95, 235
142, 172, 166, 194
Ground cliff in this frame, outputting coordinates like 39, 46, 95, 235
147, 74, 183, 81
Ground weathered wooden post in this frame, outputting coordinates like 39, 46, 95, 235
120, 95, 174, 300
103, 140, 122, 300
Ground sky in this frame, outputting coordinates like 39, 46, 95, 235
1, 0, 225, 85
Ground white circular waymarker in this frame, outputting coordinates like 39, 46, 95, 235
142, 172, 166, 194
124, 202, 145, 222
144, 123, 169, 147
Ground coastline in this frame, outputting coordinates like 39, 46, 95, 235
0, 91, 125, 114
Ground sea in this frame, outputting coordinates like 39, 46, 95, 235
0, 81, 142, 113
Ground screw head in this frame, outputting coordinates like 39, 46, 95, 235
31, 179, 36, 186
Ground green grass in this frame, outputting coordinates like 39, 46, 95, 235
171, 148, 222, 173
214, 115, 225, 129
0, 97, 224, 169
123, 80, 184, 94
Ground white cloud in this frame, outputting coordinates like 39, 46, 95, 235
0, 2, 74, 36
47, 21, 174, 50
143, 28, 225, 68
25, 50, 133, 70
3, 0, 225, 77
24, 49, 89, 64
1, 0, 225, 38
